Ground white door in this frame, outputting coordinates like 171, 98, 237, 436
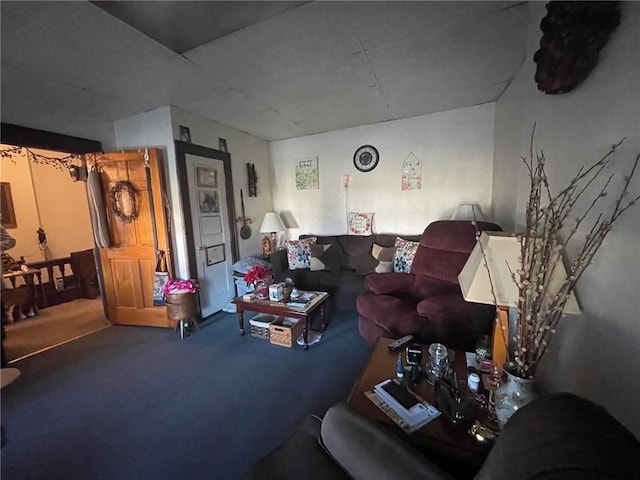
186, 154, 234, 317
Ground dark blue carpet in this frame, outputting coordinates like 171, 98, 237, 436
1, 308, 371, 480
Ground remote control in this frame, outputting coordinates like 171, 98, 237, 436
388, 335, 414, 351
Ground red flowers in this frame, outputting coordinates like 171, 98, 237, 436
243, 265, 271, 285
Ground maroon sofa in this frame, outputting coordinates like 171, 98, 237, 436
356, 220, 501, 351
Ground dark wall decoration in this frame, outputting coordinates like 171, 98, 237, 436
247, 162, 257, 197
534, 1, 621, 95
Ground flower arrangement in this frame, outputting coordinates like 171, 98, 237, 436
163, 278, 200, 295
485, 128, 639, 379
243, 264, 271, 286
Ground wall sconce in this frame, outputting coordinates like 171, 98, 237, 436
69, 164, 88, 182
342, 175, 350, 188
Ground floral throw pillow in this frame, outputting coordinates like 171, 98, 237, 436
393, 237, 419, 273
348, 212, 374, 236
285, 237, 317, 270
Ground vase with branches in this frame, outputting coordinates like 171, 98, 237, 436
472, 126, 639, 427
505, 128, 639, 379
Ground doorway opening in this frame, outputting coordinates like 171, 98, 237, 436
1, 143, 109, 363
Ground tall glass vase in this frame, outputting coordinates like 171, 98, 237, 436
494, 368, 538, 429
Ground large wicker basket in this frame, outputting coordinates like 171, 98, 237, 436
269, 317, 304, 348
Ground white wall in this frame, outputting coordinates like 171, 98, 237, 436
113, 106, 271, 278
1, 148, 94, 264
493, 2, 640, 436
270, 103, 496, 239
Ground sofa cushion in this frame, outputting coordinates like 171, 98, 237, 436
411, 221, 501, 284
476, 393, 640, 480
372, 243, 395, 273
285, 237, 317, 269
320, 402, 453, 480
365, 272, 415, 296
393, 237, 419, 273
338, 235, 377, 274
245, 414, 348, 480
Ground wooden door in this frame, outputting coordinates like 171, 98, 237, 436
91, 149, 171, 327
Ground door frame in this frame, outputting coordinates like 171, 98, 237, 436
175, 141, 239, 278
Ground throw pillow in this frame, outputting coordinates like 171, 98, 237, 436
231, 256, 271, 275
348, 212, 374, 236
309, 244, 330, 271
393, 237, 419, 273
285, 237, 317, 270
371, 243, 395, 273
318, 242, 343, 273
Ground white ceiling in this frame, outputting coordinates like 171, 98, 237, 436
1, 1, 528, 143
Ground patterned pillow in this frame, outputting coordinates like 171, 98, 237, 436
393, 237, 419, 273
371, 244, 395, 273
285, 237, 317, 270
348, 212, 374, 236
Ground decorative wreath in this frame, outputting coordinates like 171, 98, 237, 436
534, 1, 621, 95
110, 180, 139, 223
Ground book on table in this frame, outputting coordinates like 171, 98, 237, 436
286, 292, 316, 308
368, 379, 440, 433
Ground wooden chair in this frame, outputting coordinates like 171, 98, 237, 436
70, 249, 99, 299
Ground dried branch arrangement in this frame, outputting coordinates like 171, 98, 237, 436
512, 126, 639, 378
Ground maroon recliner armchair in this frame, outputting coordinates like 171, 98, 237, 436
356, 220, 501, 351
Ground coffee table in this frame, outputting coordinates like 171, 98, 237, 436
347, 337, 491, 473
233, 291, 329, 350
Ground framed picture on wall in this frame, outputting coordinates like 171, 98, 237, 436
205, 244, 225, 266
197, 167, 218, 188
0, 182, 17, 228
179, 125, 191, 143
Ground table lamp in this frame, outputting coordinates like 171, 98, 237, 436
259, 212, 285, 255
451, 203, 486, 221
458, 231, 580, 372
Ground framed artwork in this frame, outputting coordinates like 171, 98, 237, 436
0, 182, 17, 228
295, 156, 319, 190
199, 190, 220, 215
205, 244, 225, 266
401, 152, 422, 191
218, 137, 228, 153
197, 167, 218, 188
179, 125, 191, 143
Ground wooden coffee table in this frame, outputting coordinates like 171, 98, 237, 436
233, 291, 329, 350
347, 338, 491, 474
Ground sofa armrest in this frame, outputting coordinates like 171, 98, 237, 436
269, 249, 289, 276
364, 272, 415, 296
320, 402, 454, 480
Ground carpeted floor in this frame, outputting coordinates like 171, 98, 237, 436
1, 307, 372, 480
3, 298, 110, 362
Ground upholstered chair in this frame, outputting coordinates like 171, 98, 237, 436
356, 220, 501, 351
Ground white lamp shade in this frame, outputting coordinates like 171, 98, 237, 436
259, 212, 285, 234
451, 203, 486, 221
458, 231, 580, 314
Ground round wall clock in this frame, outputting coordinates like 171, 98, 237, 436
353, 145, 379, 172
